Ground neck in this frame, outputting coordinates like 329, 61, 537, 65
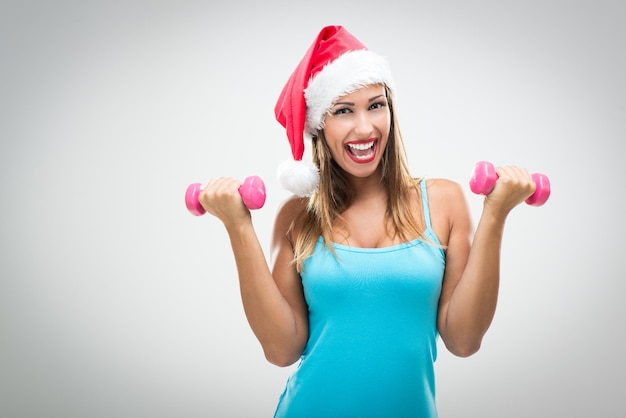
346, 170, 387, 203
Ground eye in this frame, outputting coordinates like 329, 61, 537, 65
369, 101, 387, 110
331, 107, 352, 116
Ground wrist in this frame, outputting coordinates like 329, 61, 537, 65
224, 216, 253, 236
479, 203, 509, 231
482, 200, 511, 224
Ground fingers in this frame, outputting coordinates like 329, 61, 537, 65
198, 177, 248, 222
485, 165, 537, 215
202, 177, 242, 196
494, 165, 536, 197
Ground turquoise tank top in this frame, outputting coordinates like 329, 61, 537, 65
274, 180, 445, 418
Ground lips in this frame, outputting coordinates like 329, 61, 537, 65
345, 139, 378, 163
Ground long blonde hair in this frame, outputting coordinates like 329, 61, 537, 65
291, 86, 427, 272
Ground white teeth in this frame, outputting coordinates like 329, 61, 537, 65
347, 141, 374, 150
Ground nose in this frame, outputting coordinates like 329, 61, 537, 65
353, 110, 374, 137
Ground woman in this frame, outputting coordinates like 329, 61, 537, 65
199, 25, 536, 417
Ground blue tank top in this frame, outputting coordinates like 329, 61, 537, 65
274, 180, 445, 418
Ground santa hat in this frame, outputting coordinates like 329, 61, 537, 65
274, 25, 395, 197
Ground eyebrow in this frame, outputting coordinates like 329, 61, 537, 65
333, 94, 386, 106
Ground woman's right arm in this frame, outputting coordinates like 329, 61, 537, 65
199, 178, 309, 366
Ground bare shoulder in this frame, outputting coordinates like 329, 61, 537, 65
275, 195, 308, 227
423, 178, 465, 200
276, 194, 309, 215
423, 178, 469, 214
272, 195, 309, 246
421, 178, 471, 246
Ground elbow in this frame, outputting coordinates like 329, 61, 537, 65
444, 337, 482, 358
259, 328, 307, 367
450, 342, 481, 358
264, 349, 301, 367
440, 321, 488, 358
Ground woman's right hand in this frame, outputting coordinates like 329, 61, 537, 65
198, 177, 251, 228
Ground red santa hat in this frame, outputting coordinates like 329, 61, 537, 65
274, 25, 395, 197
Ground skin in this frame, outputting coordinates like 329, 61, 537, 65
199, 84, 536, 366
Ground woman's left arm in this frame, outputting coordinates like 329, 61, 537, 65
436, 166, 536, 357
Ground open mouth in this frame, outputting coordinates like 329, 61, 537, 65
345, 139, 378, 163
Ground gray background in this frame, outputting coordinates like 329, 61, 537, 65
1, 0, 624, 417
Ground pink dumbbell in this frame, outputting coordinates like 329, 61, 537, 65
185, 175, 267, 216
469, 161, 551, 206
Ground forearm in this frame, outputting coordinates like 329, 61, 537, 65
443, 209, 505, 355
225, 221, 302, 362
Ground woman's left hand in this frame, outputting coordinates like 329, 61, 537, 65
483, 165, 536, 219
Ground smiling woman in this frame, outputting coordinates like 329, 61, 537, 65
1, 0, 623, 417
325, 85, 390, 167
196, 25, 540, 417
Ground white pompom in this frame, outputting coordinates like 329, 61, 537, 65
277, 159, 320, 197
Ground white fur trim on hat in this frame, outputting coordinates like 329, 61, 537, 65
277, 159, 320, 197
304, 49, 395, 136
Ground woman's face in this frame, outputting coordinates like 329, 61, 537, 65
322, 84, 391, 180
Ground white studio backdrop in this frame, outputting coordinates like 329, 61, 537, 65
1, 1, 624, 417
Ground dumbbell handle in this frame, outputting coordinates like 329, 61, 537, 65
185, 175, 266, 216
469, 161, 551, 206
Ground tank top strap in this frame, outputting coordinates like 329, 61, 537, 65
419, 179, 433, 232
